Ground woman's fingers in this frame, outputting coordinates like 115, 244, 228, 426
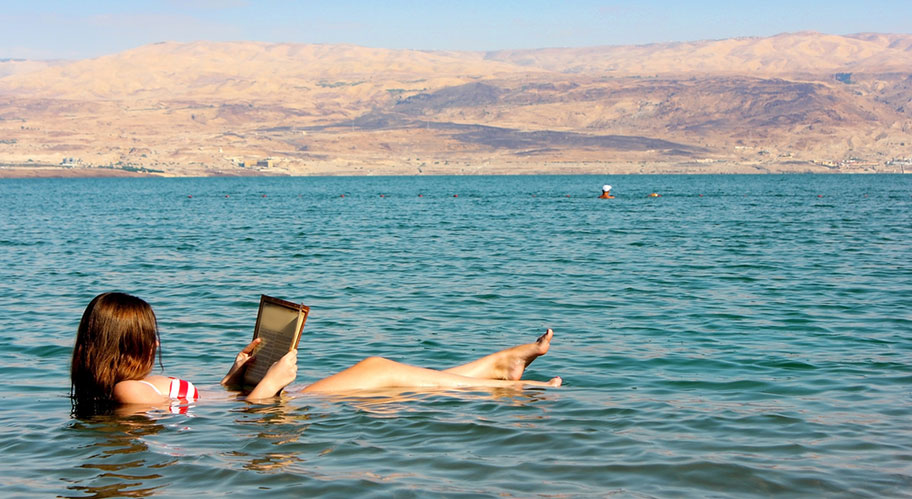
240, 337, 261, 354
234, 338, 262, 365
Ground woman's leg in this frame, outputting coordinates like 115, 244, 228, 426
443, 328, 553, 380
301, 329, 560, 393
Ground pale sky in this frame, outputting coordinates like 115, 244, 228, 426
2, 0, 911, 60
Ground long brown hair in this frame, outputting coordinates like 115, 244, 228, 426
71, 292, 162, 415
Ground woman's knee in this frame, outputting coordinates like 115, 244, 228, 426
355, 356, 392, 369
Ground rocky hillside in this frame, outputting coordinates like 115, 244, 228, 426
1, 32, 910, 176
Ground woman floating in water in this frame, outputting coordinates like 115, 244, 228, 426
598, 185, 614, 199
71, 292, 561, 414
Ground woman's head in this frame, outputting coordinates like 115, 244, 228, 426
71, 292, 161, 413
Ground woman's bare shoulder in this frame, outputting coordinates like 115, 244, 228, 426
113, 378, 168, 404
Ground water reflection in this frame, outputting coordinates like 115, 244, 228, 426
233, 399, 312, 443
299, 385, 555, 414
64, 415, 171, 498
243, 451, 304, 473
226, 399, 312, 472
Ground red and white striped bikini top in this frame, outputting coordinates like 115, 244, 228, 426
138, 377, 199, 402
167, 377, 199, 402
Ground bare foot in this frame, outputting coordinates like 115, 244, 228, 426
502, 328, 553, 380
445, 329, 555, 380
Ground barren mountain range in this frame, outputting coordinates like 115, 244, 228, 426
1, 31, 910, 177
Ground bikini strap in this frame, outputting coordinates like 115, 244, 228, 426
136, 380, 164, 396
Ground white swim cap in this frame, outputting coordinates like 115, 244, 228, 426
602, 185, 612, 191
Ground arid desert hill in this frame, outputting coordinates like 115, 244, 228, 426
1, 31, 910, 177
486, 32, 912, 75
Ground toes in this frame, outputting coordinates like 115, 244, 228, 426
537, 328, 553, 344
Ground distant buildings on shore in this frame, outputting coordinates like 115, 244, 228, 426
16, 154, 905, 175
232, 158, 275, 169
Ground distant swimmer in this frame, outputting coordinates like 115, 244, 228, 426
648, 192, 661, 198
598, 185, 614, 199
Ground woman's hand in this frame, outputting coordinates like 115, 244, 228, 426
247, 349, 298, 400
221, 338, 261, 386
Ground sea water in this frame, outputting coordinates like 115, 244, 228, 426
0, 174, 909, 497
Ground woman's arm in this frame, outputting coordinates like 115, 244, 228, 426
246, 349, 298, 400
223, 338, 298, 399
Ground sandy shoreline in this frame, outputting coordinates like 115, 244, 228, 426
0, 160, 901, 178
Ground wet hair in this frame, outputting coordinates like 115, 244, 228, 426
70, 292, 162, 416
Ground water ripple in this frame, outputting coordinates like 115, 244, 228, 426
0, 175, 910, 497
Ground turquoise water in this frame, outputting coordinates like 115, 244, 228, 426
0, 174, 910, 497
